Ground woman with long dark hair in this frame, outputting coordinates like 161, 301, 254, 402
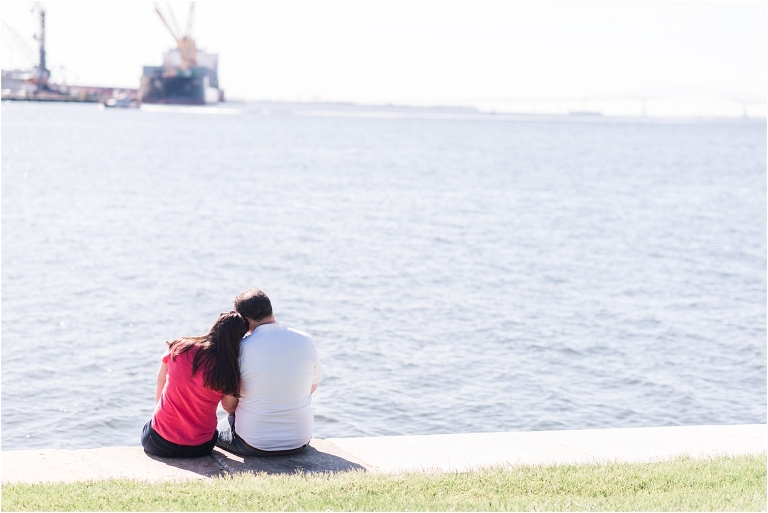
141, 311, 249, 458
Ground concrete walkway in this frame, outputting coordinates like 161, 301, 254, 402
2, 424, 764, 484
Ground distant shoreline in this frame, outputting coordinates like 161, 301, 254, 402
4, 98, 765, 123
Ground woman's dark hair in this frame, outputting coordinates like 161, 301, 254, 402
167, 311, 249, 397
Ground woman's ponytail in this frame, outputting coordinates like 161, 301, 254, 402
193, 311, 249, 396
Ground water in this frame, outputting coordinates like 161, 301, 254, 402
2, 101, 765, 450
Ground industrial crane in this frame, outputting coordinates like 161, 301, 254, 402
154, 2, 196, 70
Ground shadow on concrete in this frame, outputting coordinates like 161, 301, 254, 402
211, 441, 369, 476
143, 450, 228, 479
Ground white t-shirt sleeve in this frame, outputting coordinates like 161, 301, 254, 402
313, 356, 323, 384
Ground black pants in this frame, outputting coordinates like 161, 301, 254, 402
216, 415, 308, 457
141, 420, 218, 458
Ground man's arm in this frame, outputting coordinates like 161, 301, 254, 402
221, 394, 239, 415
310, 384, 318, 394
155, 363, 168, 403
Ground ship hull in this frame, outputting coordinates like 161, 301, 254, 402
139, 74, 218, 105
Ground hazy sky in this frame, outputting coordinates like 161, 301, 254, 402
2, 1, 766, 108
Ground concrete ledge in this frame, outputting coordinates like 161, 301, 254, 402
2, 424, 764, 484
327, 424, 766, 473
1, 446, 226, 484
1, 439, 372, 484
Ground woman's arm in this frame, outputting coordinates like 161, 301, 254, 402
155, 362, 168, 403
221, 394, 239, 415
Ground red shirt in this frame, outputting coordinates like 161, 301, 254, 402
152, 346, 223, 446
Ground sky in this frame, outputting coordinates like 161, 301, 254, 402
2, 1, 766, 116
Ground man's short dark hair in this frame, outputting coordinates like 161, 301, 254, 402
233, 289, 273, 322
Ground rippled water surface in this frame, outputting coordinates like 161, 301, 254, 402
2, 102, 765, 450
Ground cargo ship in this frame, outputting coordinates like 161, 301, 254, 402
138, 3, 222, 105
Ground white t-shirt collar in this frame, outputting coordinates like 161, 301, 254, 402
251, 322, 287, 336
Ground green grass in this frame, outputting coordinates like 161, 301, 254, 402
2, 454, 765, 511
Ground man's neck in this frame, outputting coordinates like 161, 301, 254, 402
247, 315, 277, 335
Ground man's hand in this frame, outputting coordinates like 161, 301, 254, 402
221, 394, 239, 415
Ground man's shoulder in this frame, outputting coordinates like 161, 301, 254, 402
288, 328, 315, 344
286, 326, 314, 342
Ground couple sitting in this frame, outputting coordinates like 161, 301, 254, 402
141, 288, 323, 458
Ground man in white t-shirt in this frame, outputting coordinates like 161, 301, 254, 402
216, 288, 323, 456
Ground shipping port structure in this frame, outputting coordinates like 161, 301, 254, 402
1, 6, 137, 104
2, 2, 218, 106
